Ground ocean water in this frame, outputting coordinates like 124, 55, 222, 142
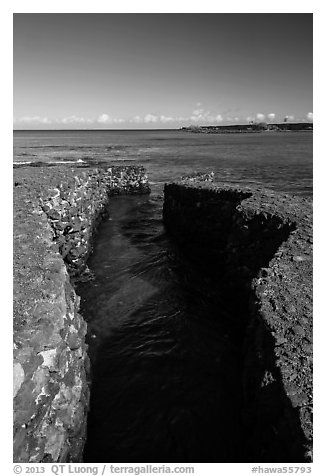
78, 195, 244, 462
13, 129, 313, 196
14, 130, 313, 461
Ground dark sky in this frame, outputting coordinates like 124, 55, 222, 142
13, 13, 313, 128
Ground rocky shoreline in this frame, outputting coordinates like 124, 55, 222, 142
13, 165, 150, 463
180, 123, 313, 134
163, 175, 312, 461
13, 166, 312, 463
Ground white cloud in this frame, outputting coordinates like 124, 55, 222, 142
267, 113, 276, 122
246, 116, 255, 123
284, 115, 295, 122
188, 108, 224, 124
129, 114, 159, 124
190, 115, 202, 122
144, 114, 158, 123
97, 113, 112, 124
256, 113, 265, 121
15, 115, 97, 126
192, 108, 204, 116
307, 112, 313, 121
130, 115, 142, 124
160, 115, 174, 123
96, 114, 125, 125
15, 113, 126, 126
59, 115, 93, 124
18, 116, 52, 124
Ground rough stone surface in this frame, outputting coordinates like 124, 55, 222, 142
13, 165, 150, 463
163, 178, 312, 462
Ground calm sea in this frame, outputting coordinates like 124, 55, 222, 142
14, 129, 313, 462
13, 129, 313, 196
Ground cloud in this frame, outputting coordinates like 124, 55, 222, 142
188, 108, 223, 124
284, 115, 295, 122
97, 114, 125, 124
15, 115, 98, 126
192, 108, 204, 116
17, 116, 52, 124
144, 114, 158, 123
130, 115, 143, 124
130, 114, 162, 124
160, 115, 174, 123
117, 112, 222, 125
128, 112, 198, 125
97, 113, 112, 124
14, 109, 227, 127
127, 114, 160, 124
307, 112, 313, 121
59, 115, 93, 124
247, 113, 274, 123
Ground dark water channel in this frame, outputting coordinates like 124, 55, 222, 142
76, 194, 245, 463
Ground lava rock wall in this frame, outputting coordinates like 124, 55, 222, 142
163, 180, 312, 462
40, 166, 150, 277
13, 165, 150, 463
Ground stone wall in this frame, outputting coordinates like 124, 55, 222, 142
163, 178, 313, 462
40, 166, 150, 277
13, 165, 150, 463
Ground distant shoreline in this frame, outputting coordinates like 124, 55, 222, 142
180, 122, 313, 134
13, 124, 313, 133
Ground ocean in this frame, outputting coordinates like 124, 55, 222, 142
13, 129, 313, 196
14, 129, 313, 462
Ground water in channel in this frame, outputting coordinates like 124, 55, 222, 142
76, 193, 244, 463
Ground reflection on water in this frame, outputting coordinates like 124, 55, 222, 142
76, 194, 244, 462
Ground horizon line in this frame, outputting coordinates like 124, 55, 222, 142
13, 121, 313, 132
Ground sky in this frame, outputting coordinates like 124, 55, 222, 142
13, 13, 313, 129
